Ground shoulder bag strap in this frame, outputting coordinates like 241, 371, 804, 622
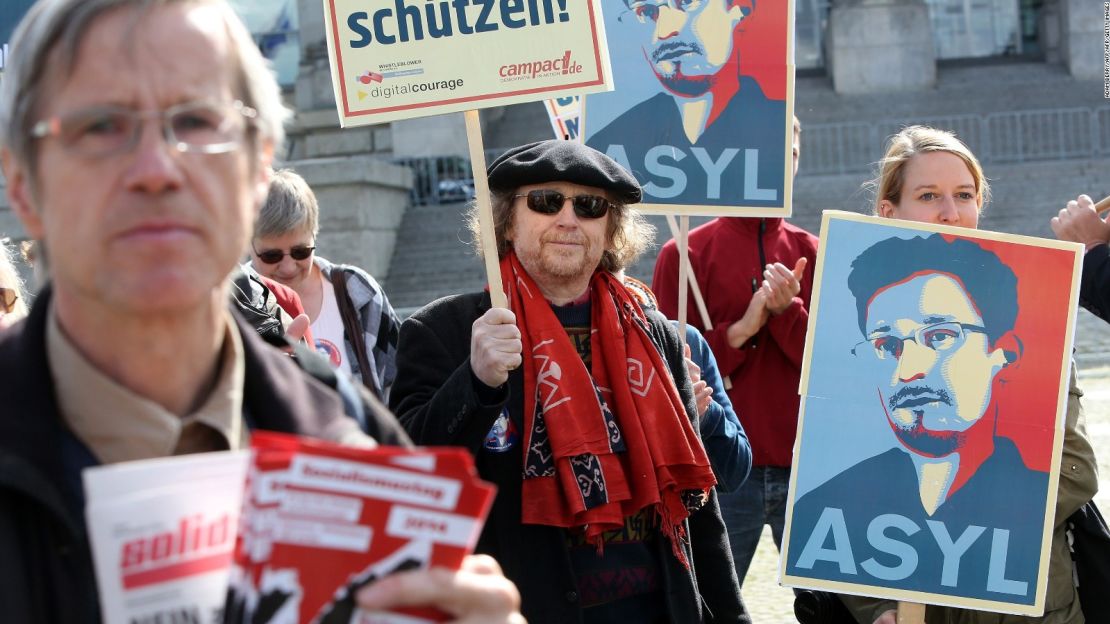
329, 266, 379, 399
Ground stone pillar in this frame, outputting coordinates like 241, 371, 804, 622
288, 0, 413, 281
294, 0, 333, 112
293, 157, 413, 280
1040, 0, 1063, 64
1059, 0, 1103, 80
390, 114, 470, 159
291, 0, 389, 160
826, 0, 937, 94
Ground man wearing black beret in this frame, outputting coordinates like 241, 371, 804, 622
390, 140, 750, 624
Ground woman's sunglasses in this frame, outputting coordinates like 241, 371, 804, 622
514, 189, 612, 220
253, 244, 316, 265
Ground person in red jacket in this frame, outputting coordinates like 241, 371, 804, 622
652, 117, 816, 587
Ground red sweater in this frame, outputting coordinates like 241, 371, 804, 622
260, 275, 315, 347
652, 217, 817, 467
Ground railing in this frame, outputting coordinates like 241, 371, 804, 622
804, 106, 1110, 175
393, 149, 519, 205
392, 155, 476, 205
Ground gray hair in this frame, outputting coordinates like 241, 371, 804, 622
0, 0, 290, 177
256, 168, 319, 239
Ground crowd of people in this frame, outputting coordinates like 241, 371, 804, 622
0, 0, 1102, 623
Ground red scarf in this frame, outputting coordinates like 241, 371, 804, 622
502, 253, 715, 565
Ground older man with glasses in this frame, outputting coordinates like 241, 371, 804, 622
0, 1, 522, 622
390, 139, 749, 624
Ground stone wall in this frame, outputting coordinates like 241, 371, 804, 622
827, 0, 937, 94
290, 156, 412, 280
1061, 0, 1105, 80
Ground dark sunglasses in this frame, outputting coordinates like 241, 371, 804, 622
514, 189, 612, 220
252, 244, 316, 265
0, 288, 17, 314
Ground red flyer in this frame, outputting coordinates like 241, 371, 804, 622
225, 432, 496, 624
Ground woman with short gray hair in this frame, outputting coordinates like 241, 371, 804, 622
249, 169, 401, 401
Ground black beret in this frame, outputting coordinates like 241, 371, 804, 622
486, 140, 642, 204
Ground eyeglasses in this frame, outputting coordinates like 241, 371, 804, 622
851, 321, 988, 362
0, 288, 17, 314
30, 100, 257, 158
513, 189, 613, 220
252, 244, 316, 265
620, 0, 705, 24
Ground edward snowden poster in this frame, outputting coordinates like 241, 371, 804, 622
781, 212, 1082, 616
584, 0, 794, 215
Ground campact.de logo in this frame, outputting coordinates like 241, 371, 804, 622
499, 49, 582, 80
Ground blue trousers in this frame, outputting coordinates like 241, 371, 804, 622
717, 465, 791, 587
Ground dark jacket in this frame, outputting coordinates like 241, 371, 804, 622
1080, 244, 1110, 322
390, 291, 749, 624
679, 323, 752, 493
0, 288, 411, 624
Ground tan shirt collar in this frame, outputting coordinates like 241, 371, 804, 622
48, 305, 246, 464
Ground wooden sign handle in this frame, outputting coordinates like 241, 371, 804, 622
897, 601, 925, 624
676, 215, 689, 348
665, 215, 713, 332
1094, 194, 1110, 216
464, 110, 507, 309
665, 215, 732, 390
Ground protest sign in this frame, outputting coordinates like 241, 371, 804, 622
321, 0, 612, 127
781, 211, 1082, 615
543, 95, 581, 141
84, 451, 251, 624
584, 0, 794, 215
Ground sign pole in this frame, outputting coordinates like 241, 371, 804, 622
676, 215, 690, 348
665, 215, 713, 332
464, 110, 507, 309
667, 215, 732, 389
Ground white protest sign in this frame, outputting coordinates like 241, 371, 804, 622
321, 0, 613, 126
84, 451, 250, 624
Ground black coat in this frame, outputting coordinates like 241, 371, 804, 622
1081, 244, 1110, 322
0, 288, 411, 624
390, 292, 749, 624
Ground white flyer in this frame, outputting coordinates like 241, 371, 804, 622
84, 451, 250, 624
